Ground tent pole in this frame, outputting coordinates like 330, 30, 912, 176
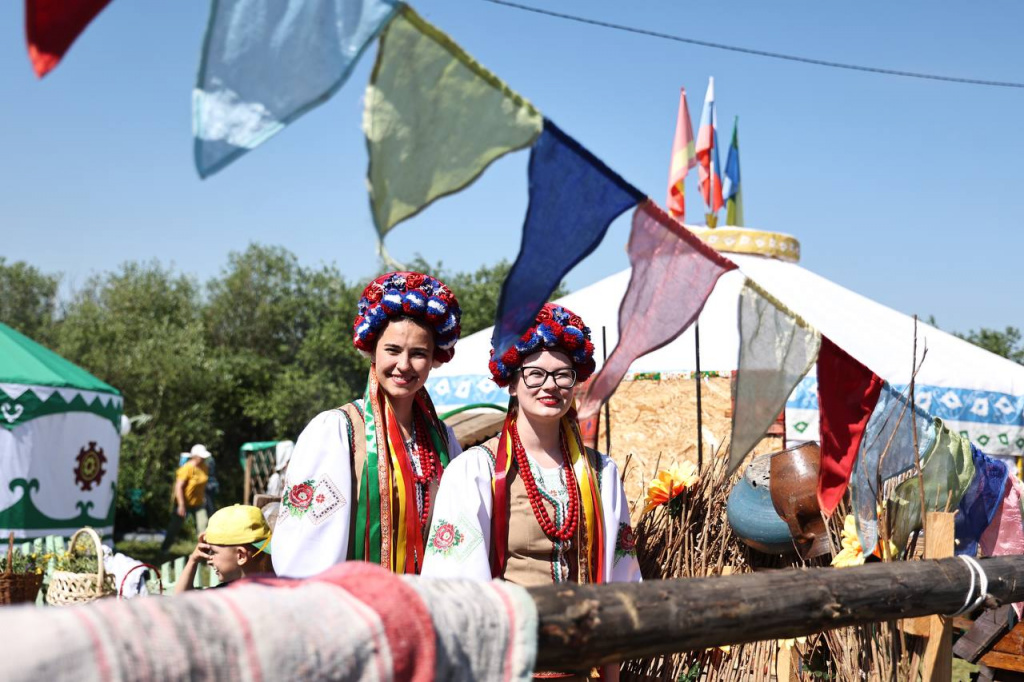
695, 321, 704, 470
601, 326, 612, 455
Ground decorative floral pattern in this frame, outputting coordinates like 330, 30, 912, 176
488, 303, 596, 387
282, 476, 345, 524
352, 271, 462, 365
615, 522, 637, 560
283, 479, 316, 517
428, 519, 465, 556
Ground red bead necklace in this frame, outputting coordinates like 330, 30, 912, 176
408, 410, 439, 528
511, 423, 579, 543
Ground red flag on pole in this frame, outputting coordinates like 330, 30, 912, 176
666, 88, 697, 219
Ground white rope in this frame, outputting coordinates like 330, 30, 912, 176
947, 555, 989, 617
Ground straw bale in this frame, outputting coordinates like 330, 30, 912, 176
595, 376, 784, 516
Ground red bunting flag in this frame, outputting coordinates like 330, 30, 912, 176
25, 0, 112, 78
816, 336, 884, 515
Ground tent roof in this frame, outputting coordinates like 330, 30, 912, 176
428, 254, 1024, 454
0, 322, 119, 395
437, 252, 1024, 388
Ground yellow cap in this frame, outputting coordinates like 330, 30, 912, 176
205, 505, 272, 554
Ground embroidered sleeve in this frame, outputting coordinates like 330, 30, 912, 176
271, 410, 354, 579
599, 455, 642, 582
421, 447, 493, 581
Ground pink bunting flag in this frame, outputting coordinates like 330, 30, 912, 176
25, 0, 112, 78
579, 199, 736, 419
980, 472, 1024, 618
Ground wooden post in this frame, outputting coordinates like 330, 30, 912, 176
921, 512, 955, 682
243, 453, 251, 506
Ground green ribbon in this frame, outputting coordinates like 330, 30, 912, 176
353, 378, 383, 564
351, 374, 452, 567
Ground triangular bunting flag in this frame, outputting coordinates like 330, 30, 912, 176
849, 382, 937, 555
25, 0, 111, 78
579, 200, 735, 419
365, 4, 543, 237
888, 421, 976, 552
492, 120, 644, 356
194, 0, 398, 177
815, 337, 884, 515
729, 280, 820, 474
955, 445, 1009, 556
980, 473, 1024, 618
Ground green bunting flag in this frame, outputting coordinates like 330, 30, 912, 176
365, 5, 543, 239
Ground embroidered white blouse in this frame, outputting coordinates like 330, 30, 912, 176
272, 402, 462, 578
420, 445, 641, 584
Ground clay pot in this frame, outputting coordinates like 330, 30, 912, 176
768, 442, 831, 559
726, 453, 795, 555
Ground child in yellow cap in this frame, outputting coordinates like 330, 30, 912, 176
175, 504, 275, 593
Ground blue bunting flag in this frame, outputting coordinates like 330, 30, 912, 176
492, 120, 644, 356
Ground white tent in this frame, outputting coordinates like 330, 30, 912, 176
428, 250, 1024, 457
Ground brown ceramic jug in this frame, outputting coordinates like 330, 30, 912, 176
768, 442, 832, 559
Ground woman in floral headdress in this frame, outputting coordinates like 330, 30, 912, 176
422, 303, 639, 583
273, 272, 463, 577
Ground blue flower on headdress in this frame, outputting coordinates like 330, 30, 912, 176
537, 323, 560, 346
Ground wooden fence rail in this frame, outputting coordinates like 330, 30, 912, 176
530, 555, 1024, 669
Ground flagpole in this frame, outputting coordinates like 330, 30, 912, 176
695, 321, 704, 470
602, 325, 612, 455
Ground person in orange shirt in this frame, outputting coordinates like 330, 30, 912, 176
161, 444, 213, 554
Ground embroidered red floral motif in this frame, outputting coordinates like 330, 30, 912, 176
615, 523, 637, 559
429, 520, 465, 556
283, 479, 316, 518
316, 493, 325, 504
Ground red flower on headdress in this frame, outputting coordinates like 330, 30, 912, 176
502, 347, 521, 366
535, 307, 552, 323
561, 330, 582, 350
405, 273, 425, 289
569, 314, 584, 329
544, 320, 564, 339
365, 287, 383, 303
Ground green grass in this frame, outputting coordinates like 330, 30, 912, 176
115, 538, 196, 566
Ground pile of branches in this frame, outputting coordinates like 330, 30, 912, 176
620, 448, 915, 682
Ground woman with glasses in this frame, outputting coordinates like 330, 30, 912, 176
422, 302, 639, 587
273, 272, 462, 578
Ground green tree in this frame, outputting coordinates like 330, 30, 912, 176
0, 257, 59, 344
956, 326, 1024, 364
205, 244, 366, 443
406, 257, 569, 336
56, 262, 218, 528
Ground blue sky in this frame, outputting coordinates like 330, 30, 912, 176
2, 1, 1022, 334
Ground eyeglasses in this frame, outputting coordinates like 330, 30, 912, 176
519, 366, 577, 389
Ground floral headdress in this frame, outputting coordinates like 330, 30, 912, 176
488, 303, 596, 387
353, 272, 462, 367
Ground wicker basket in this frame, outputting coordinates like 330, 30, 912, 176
0, 532, 44, 606
45, 527, 115, 607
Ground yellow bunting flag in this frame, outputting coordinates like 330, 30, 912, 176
365, 5, 543, 237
